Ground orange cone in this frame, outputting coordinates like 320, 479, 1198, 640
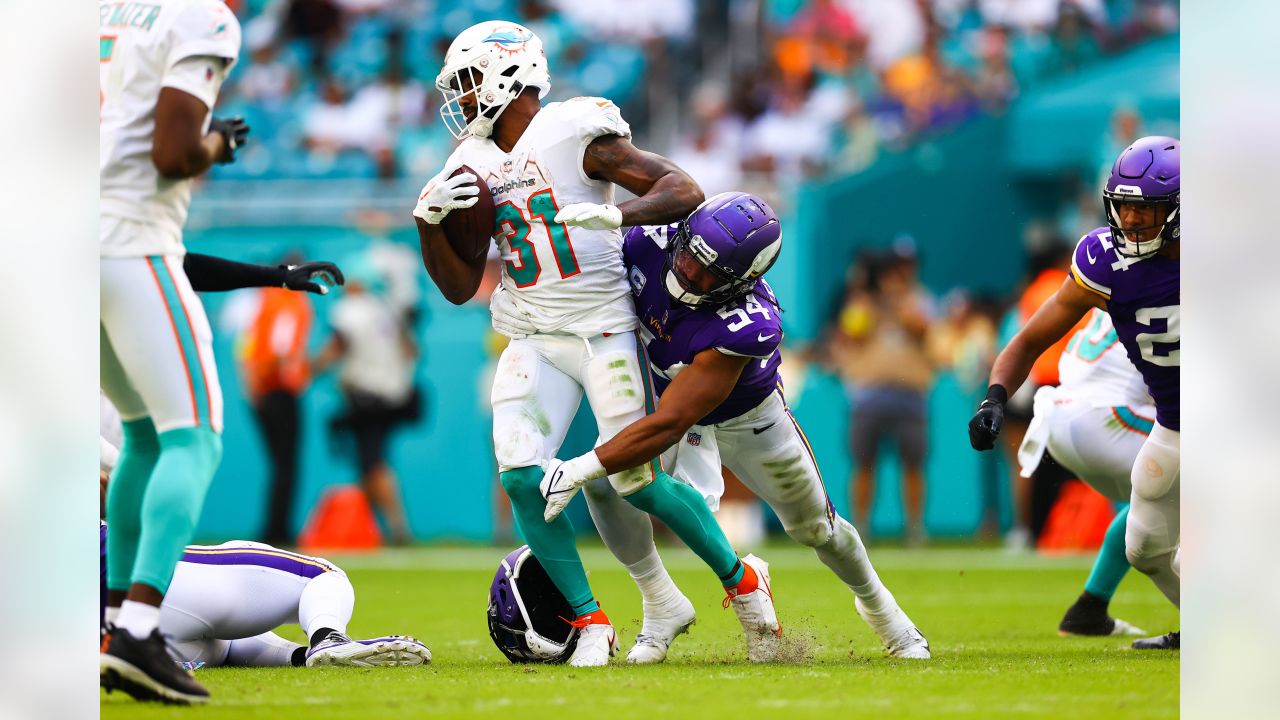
298, 486, 382, 553
1037, 479, 1115, 554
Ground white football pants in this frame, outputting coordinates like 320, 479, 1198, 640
1125, 422, 1180, 607
160, 542, 353, 666
100, 251, 223, 433
660, 389, 898, 611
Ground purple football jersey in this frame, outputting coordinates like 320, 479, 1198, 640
1070, 227, 1179, 429
623, 225, 783, 425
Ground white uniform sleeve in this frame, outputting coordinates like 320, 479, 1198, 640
168, 0, 242, 69
161, 55, 231, 110
565, 97, 631, 185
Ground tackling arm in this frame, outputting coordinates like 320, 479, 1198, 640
593, 348, 749, 474
582, 134, 705, 227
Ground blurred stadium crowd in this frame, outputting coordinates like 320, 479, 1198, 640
199, 0, 1179, 548
211, 0, 1177, 189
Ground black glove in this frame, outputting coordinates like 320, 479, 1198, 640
281, 261, 345, 295
210, 116, 250, 164
968, 385, 1007, 451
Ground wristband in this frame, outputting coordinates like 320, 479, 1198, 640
984, 384, 1008, 405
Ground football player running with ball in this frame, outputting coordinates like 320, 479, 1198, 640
541, 193, 931, 661
969, 137, 1181, 650
413, 22, 779, 666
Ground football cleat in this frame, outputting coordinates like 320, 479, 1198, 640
855, 597, 931, 659
626, 594, 697, 664
100, 627, 210, 705
305, 632, 432, 667
1058, 593, 1146, 637
724, 554, 782, 663
566, 611, 619, 667
1132, 631, 1179, 650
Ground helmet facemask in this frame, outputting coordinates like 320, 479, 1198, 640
1103, 191, 1179, 258
437, 64, 528, 140
664, 223, 756, 308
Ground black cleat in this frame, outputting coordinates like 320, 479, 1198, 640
100, 627, 210, 705
1058, 593, 1145, 637
1132, 631, 1179, 650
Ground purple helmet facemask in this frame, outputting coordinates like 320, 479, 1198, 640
665, 192, 783, 307
487, 546, 579, 663
1103, 136, 1180, 258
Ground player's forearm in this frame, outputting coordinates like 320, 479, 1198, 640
152, 132, 223, 180
415, 218, 482, 304
986, 337, 1037, 397
184, 253, 285, 292
593, 413, 689, 475
616, 171, 704, 227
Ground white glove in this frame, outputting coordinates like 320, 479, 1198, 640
553, 203, 623, 230
413, 171, 480, 225
540, 453, 608, 522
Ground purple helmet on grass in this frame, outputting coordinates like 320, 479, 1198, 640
1103, 136, 1180, 258
487, 546, 579, 663
665, 192, 783, 307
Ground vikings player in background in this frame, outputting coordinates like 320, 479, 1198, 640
541, 193, 931, 661
414, 21, 778, 667
970, 136, 1181, 650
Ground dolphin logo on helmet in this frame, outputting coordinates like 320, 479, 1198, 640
435, 21, 550, 140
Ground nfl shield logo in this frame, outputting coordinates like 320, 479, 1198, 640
686, 432, 701, 446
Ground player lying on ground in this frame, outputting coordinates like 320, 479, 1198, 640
970, 136, 1180, 650
1017, 309, 1153, 637
99, 525, 431, 669
540, 193, 930, 661
414, 21, 778, 666
99, 406, 428, 669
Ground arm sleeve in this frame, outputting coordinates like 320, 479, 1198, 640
161, 55, 230, 110
183, 253, 285, 292
569, 97, 632, 184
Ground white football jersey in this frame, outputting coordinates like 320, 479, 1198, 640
1058, 308, 1152, 408
99, 0, 241, 256
432, 97, 637, 338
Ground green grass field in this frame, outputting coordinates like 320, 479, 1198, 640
101, 544, 1178, 719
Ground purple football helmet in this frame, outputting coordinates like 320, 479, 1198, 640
1103, 136, 1180, 257
487, 546, 579, 663
665, 192, 783, 307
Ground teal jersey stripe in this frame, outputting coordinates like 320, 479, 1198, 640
631, 333, 661, 478
148, 256, 211, 426
1112, 406, 1155, 435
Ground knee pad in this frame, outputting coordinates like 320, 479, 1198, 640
785, 517, 834, 548
491, 345, 550, 470
1132, 454, 1178, 501
608, 465, 654, 497
1125, 545, 1173, 575
583, 350, 647, 432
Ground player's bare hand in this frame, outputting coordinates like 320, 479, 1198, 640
414, 172, 480, 225
554, 203, 622, 230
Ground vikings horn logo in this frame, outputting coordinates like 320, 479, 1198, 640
482, 28, 533, 55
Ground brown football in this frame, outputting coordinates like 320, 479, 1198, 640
441, 164, 495, 263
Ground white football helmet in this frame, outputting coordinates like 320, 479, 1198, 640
435, 21, 551, 140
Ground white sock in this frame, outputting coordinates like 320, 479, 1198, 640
225, 632, 305, 667
104, 606, 121, 627
298, 571, 354, 639
116, 600, 161, 638
627, 550, 684, 608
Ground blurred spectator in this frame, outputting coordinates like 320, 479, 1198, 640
927, 289, 997, 393
881, 23, 978, 137
742, 71, 836, 184
303, 74, 355, 152
971, 25, 1018, 111
842, 0, 926, 71
314, 258, 420, 546
669, 87, 744, 197
773, 0, 865, 79
237, 42, 296, 108
830, 239, 936, 545
283, 0, 345, 66
238, 253, 315, 546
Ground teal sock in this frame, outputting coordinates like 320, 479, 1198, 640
105, 418, 161, 592
624, 471, 741, 585
1083, 504, 1132, 601
129, 427, 222, 593
500, 467, 598, 615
